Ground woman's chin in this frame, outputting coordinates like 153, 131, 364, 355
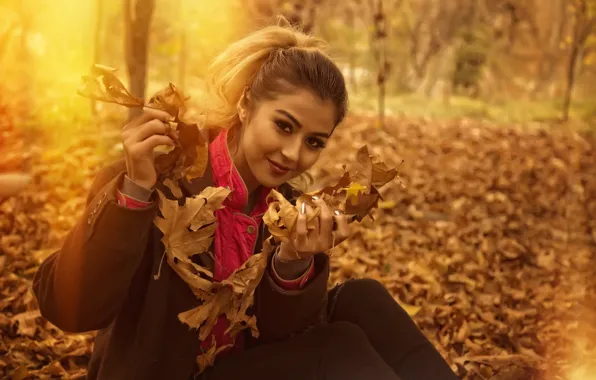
256, 173, 287, 189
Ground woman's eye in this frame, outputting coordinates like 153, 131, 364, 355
275, 120, 292, 133
306, 137, 326, 150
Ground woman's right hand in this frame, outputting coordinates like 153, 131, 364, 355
121, 107, 177, 190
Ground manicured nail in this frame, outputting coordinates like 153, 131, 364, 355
301, 202, 306, 214
334, 210, 342, 216
312, 195, 319, 201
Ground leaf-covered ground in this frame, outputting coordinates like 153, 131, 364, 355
1, 110, 595, 379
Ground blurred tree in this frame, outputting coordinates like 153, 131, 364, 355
91, 0, 104, 117
370, 0, 389, 127
563, 0, 596, 121
123, 0, 156, 120
246, 0, 320, 33
175, 0, 187, 92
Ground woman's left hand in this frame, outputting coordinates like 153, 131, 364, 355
277, 197, 350, 261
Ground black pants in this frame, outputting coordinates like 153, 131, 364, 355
201, 279, 459, 380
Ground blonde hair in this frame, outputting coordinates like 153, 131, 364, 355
199, 18, 348, 133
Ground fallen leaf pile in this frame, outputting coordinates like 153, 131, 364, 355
0, 107, 122, 378
313, 115, 596, 379
1, 107, 595, 379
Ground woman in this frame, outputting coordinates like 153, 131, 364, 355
33, 22, 458, 380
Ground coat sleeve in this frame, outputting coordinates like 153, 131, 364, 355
253, 252, 330, 344
32, 159, 159, 333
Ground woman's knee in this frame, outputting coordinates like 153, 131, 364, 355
320, 321, 369, 346
330, 279, 391, 311
344, 278, 390, 297
329, 278, 417, 325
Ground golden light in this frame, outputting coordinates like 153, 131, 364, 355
567, 336, 596, 380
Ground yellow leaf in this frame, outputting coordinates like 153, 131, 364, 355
378, 200, 397, 209
346, 182, 368, 198
394, 297, 422, 317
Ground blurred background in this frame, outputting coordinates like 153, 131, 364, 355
1, 0, 595, 143
1, 1, 596, 379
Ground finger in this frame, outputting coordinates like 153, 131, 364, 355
134, 135, 175, 156
122, 107, 172, 132
294, 200, 308, 249
128, 119, 169, 143
316, 198, 333, 247
333, 211, 350, 245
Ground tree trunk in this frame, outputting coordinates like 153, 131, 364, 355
562, 41, 579, 122
177, 1, 187, 92
562, 0, 593, 122
124, 0, 156, 121
91, 0, 104, 117
346, 5, 357, 91
371, 0, 387, 128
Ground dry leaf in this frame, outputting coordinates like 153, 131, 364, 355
263, 189, 300, 243
77, 64, 143, 107
154, 187, 227, 265
163, 178, 183, 199
371, 155, 400, 188
180, 239, 276, 377
189, 187, 231, 231
147, 83, 189, 119
153, 186, 229, 291
196, 336, 233, 374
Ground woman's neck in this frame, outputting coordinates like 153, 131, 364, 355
227, 132, 260, 196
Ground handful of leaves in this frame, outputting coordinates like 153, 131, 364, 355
78, 64, 402, 373
78, 64, 209, 191
265, 146, 400, 243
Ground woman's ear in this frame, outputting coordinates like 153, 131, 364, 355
237, 86, 251, 124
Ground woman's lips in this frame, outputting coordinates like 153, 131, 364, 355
267, 159, 291, 176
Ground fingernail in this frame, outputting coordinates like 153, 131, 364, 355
334, 210, 342, 216
301, 202, 306, 214
312, 195, 319, 201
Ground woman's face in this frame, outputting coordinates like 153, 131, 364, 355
236, 87, 337, 189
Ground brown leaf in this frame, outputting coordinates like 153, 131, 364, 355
196, 336, 233, 374
371, 155, 400, 188
351, 146, 373, 191
154, 121, 202, 181
345, 187, 381, 221
163, 178, 183, 199
153, 186, 229, 286
189, 187, 230, 231
147, 83, 189, 119
77, 64, 143, 107
263, 189, 300, 243
11, 310, 40, 338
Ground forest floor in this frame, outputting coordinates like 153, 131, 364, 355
1, 108, 596, 379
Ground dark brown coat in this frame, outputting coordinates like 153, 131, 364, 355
33, 159, 330, 380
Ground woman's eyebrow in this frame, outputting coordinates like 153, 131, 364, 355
275, 109, 330, 138
275, 109, 302, 128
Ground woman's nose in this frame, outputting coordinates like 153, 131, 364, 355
280, 137, 301, 166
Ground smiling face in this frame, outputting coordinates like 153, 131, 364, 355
232, 86, 337, 190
